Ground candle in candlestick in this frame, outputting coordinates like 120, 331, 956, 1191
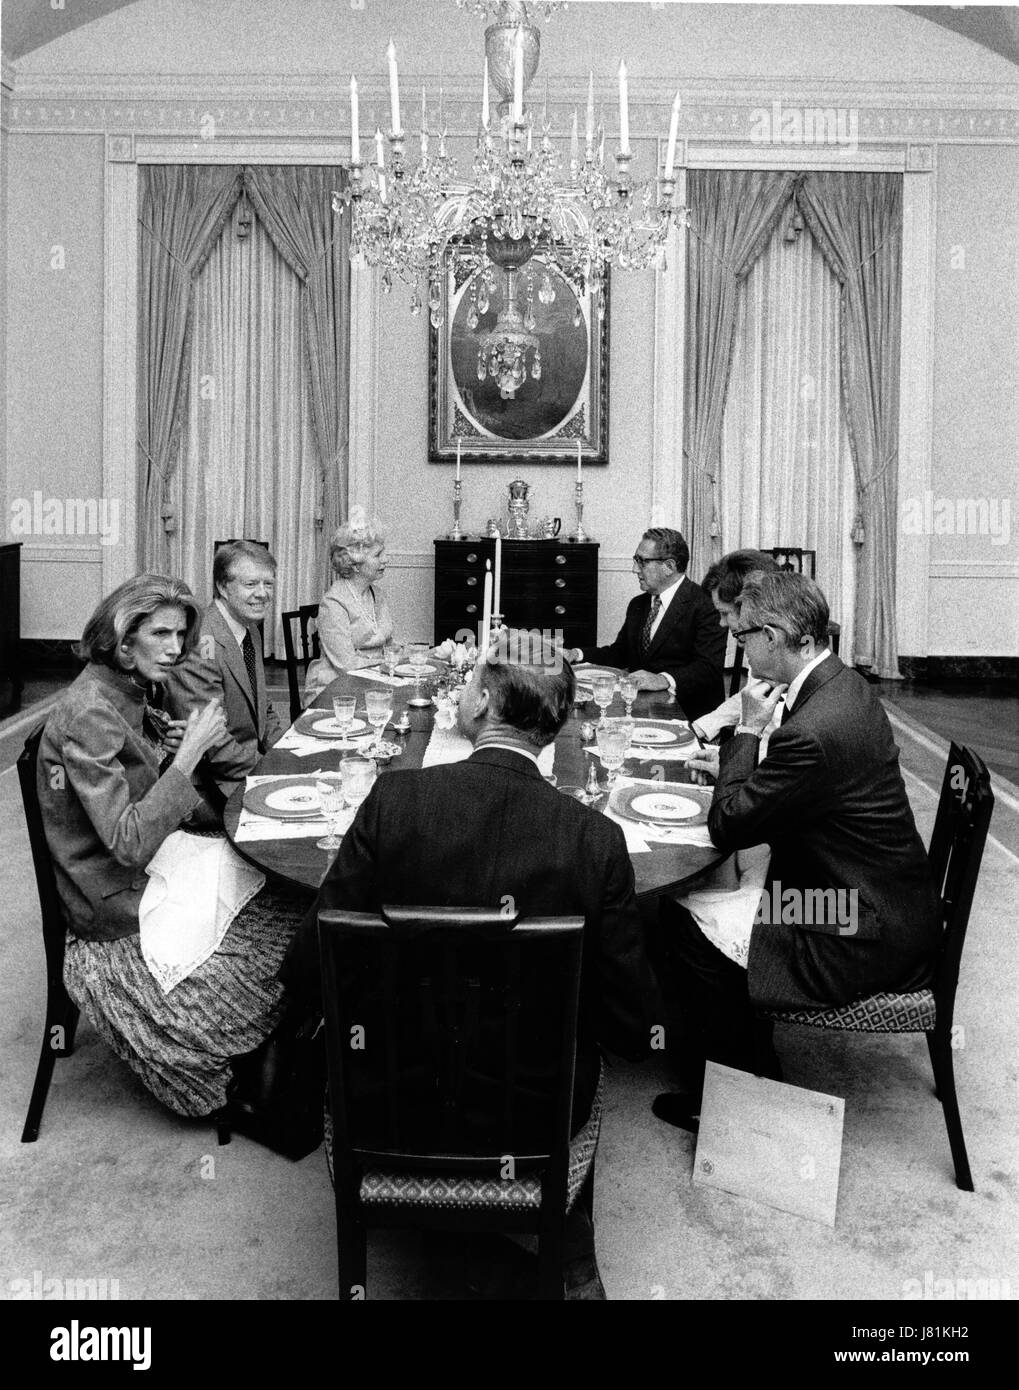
513, 27, 524, 123
481, 561, 493, 654
455, 437, 461, 482
493, 531, 503, 618
481, 56, 490, 128
577, 439, 583, 482
585, 72, 594, 153
350, 76, 360, 163
618, 60, 630, 155
570, 110, 578, 165
421, 87, 428, 158
374, 127, 386, 201
664, 91, 680, 178
387, 40, 401, 134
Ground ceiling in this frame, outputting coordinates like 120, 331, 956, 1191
2, 1, 1018, 68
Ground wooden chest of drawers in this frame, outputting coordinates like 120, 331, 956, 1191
0, 542, 23, 717
433, 539, 599, 649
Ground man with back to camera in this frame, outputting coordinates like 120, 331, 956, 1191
564, 527, 726, 722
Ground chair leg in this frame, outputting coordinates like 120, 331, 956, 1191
925, 1031, 940, 1098
20, 1038, 59, 1143
336, 1206, 368, 1300
926, 1029, 974, 1192
537, 1227, 566, 1300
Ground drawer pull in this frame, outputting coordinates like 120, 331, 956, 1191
466, 552, 478, 563
466, 604, 478, 615
555, 554, 567, 566
466, 576, 478, 587
555, 578, 566, 589
554, 605, 566, 616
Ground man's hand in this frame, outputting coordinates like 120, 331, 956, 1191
739, 681, 787, 734
562, 647, 583, 665
686, 745, 720, 786
629, 669, 670, 693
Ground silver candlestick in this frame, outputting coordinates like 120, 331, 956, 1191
449, 477, 464, 540
571, 480, 589, 542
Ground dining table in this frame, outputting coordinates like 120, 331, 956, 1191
223, 666, 724, 898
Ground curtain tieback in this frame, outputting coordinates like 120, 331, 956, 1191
850, 450, 897, 545
137, 218, 191, 273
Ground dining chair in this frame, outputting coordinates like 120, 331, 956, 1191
17, 724, 81, 1143
281, 604, 321, 723
317, 904, 595, 1300
764, 548, 840, 655
762, 743, 994, 1190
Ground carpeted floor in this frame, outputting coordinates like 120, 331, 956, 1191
1, 704, 1017, 1301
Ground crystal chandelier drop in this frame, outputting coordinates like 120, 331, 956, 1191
334, 0, 687, 338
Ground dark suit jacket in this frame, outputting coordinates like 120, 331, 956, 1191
707, 654, 940, 1009
281, 746, 660, 1127
38, 663, 203, 941
165, 601, 283, 802
585, 577, 726, 721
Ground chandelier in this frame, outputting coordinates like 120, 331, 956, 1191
334, 0, 687, 379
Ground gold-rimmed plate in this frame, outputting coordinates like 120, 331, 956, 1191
294, 712, 372, 741
609, 781, 712, 828
243, 778, 329, 821
629, 719, 696, 748
573, 664, 622, 684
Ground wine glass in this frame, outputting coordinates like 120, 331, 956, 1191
596, 720, 630, 792
331, 695, 357, 744
619, 676, 638, 718
383, 643, 400, 679
340, 757, 376, 815
407, 641, 431, 707
364, 690, 393, 753
591, 674, 616, 727
315, 775, 346, 852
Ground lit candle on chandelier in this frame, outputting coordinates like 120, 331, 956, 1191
420, 87, 428, 159
577, 439, 583, 482
482, 55, 490, 129
349, 76, 360, 163
570, 110, 579, 166
585, 72, 594, 155
513, 27, 524, 124
455, 437, 461, 482
664, 91, 681, 179
618, 60, 630, 155
387, 40, 402, 135
375, 127, 386, 202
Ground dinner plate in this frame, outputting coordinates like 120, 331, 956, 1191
628, 719, 696, 748
394, 662, 440, 677
573, 665, 621, 683
294, 712, 372, 741
609, 782, 712, 828
243, 778, 332, 821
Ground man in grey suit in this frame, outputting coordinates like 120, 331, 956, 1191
166, 540, 283, 807
654, 570, 940, 1130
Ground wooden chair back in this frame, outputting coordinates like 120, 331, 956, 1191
281, 605, 321, 723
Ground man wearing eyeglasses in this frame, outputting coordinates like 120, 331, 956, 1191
563, 527, 726, 722
653, 569, 939, 1131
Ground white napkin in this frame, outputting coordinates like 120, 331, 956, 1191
276, 728, 375, 758
139, 830, 264, 993
347, 667, 413, 687
423, 724, 555, 777
583, 742, 700, 764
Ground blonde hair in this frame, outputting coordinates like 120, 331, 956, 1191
329, 505, 385, 579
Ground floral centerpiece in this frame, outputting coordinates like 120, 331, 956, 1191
433, 637, 480, 696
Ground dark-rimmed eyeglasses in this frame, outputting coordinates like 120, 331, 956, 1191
632, 553, 665, 569
732, 625, 765, 644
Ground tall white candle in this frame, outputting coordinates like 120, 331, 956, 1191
513, 28, 524, 123
493, 531, 503, 617
570, 110, 579, 165
577, 439, 583, 482
481, 561, 493, 654
455, 437, 461, 481
350, 76, 360, 164
585, 72, 594, 152
482, 56, 490, 129
375, 127, 386, 202
664, 91, 680, 178
387, 40, 401, 135
421, 87, 428, 158
618, 60, 629, 155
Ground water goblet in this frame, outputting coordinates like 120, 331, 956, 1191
619, 677, 638, 718
407, 641, 432, 707
364, 689, 394, 753
314, 775, 346, 852
595, 720, 630, 792
340, 756, 377, 814
383, 643, 400, 680
591, 674, 616, 727
331, 695, 357, 744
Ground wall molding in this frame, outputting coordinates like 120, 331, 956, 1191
20, 544, 104, 563
930, 562, 1019, 579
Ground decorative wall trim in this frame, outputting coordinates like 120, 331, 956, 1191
651, 206, 685, 529
347, 260, 381, 520
103, 150, 138, 595
930, 562, 1019, 579
897, 164, 937, 657
21, 544, 104, 563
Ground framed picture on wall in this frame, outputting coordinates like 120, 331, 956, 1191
428, 250, 609, 466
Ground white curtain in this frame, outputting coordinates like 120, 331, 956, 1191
172, 200, 324, 655
720, 206, 856, 661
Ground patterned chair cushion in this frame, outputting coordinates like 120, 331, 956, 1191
325, 1076, 602, 1213
766, 989, 937, 1033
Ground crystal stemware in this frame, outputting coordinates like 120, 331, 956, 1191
331, 695, 357, 744
364, 690, 394, 753
596, 720, 630, 791
407, 641, 431, 707
619, 677, 638, 718
383, 643, 400, 679
591, 674, 616, 727
340, 757, 377, 814
315, 775, 346, 852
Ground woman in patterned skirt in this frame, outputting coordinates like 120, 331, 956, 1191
37, 574, 312, 1122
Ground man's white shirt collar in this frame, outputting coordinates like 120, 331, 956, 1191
215, 598, 249, 647
652, 573, 685, 616
784, 648, 832, 713
475, 741, 542, 767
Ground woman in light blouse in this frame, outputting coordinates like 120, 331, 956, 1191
304, 508, 396, 699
